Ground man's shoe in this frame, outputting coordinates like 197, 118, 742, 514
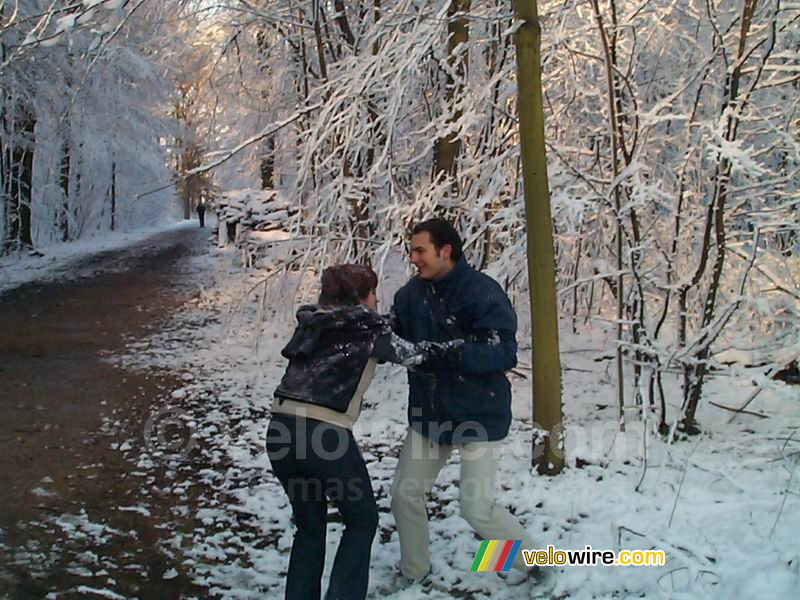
497, 568, 532, 586
500, 566, 558, 597
499, 565, 555, 585
379, 567, 433, 593
402, 569, 433, 588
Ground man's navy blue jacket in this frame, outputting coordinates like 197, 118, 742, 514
393, 257, 517, 444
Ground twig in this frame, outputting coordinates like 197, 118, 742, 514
780, 426, 799, 455
221, 266, 283, 335
603, 428, 619, 461
657, 567, 720, 591
771, 427, 800, 536
617, 525, 646, 545
668, 433, 704, 528
770, 469, 794, 537
726, 386, 764, 423
635, 405, 650, 493
652, 420, 679, 493
508, 368, 528, 380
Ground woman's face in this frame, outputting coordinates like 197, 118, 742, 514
361, 289, 377, 310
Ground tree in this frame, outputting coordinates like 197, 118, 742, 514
679, 0, 777, 433
2, 100, 36, 251
514, 0, 564, 475
1, 0, 178, 250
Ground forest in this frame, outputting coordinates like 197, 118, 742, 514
0, 1, 798, 597
3, 0, 797, 436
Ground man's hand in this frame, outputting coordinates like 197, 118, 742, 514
417, 339, 465, 370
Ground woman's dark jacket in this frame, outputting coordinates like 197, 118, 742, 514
392, 257, 517, 444
275, 304, 423, 413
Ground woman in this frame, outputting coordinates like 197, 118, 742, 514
266, 264, 461, 600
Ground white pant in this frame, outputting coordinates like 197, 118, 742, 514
390, 427, 535, 578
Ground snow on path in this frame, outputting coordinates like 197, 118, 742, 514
107, 244, 800, 599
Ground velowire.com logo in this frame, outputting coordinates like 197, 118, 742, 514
470, 540, 522, 572
470, 541, 666, 571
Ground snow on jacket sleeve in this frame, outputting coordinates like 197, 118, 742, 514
371, 331, 427, 366
456, 285, 517, 374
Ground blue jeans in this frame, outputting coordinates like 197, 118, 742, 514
266, 414, 378, 600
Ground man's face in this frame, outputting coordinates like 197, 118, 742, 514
410, 232, 454, 281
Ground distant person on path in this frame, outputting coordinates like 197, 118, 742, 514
390, 218, 536, 586
196, 201, 206, 228
266, 264, 463, 600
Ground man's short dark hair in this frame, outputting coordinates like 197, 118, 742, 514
411, 218, 463, 262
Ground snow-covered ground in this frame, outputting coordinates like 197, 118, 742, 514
102, 243, 799, 599
0, 219, 200, 296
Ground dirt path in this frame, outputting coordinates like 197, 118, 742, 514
0, 227, 212, 599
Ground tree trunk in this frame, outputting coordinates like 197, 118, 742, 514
312, 4, 328, 81
1, 140, 9, 252
182, 176, 191, 220
59, 138, 70, 241
110, 160, 116, 231
432, 0, 470, 187
4, 106, 36, 251
0, 109, 7, 252
260, 137, 275, 189
589, 0, 626, 431
0, 8, 6, 250
682, 0, 763, 433
333, 0, 355, 47
514, 0, 564, 476
74, 128, 85, 239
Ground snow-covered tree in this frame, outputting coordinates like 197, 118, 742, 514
1, 0, 179, 252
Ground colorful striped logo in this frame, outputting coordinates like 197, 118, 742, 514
470, 540, 521, 572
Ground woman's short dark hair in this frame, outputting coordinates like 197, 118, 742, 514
319, 264, 378, 307
412, 218, 463, 262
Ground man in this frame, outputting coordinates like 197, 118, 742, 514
197, 201, 207, 228
390, 218, 535, 585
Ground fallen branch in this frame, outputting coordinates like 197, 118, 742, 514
618, 525, 717, 568
708, 399, 769, 419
